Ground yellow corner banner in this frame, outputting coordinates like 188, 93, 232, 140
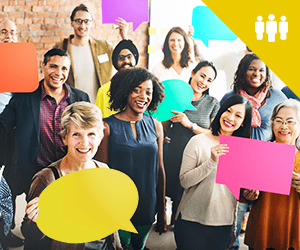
202, 0, 298, 97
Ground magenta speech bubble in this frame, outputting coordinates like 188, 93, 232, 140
216, 135, 296, 199
102, 0, 149, 31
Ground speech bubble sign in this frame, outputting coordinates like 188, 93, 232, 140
0, 43, 39, 93
192, 6, 237, 47
102, 0, 149, 31
37, 168, 138, 243
149, 79, 196, 122
216, 135, 295, 199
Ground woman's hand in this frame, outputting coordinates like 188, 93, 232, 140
291, 174, 300, 193
211, 144, 229, 163
155, 210, 167, 235
164, 136, 171, 144
115, 18, 128, 40
26, 197, 39, 223
170, 111, 192, 129
243, 189, 260, 200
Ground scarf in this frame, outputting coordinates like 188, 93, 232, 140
240, 89, 268, 127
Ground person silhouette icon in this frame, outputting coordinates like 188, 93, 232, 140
255, 16, 264, 40
279, 16, 288, 40
266, 14, 277, 42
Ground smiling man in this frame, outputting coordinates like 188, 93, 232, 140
0, 48, 89, 199
53, 4, 128, 103
95, 39, 139, 118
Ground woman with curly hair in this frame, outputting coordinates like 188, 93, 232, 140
220, 53, 286, 250
96, 67, 167, 250
152, 27, 196, 83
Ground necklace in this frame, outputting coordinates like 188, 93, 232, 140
130, 121, 136, 124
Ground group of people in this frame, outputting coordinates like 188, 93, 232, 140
0, 3, 299, 250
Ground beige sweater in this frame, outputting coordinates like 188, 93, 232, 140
176, 134, 237, 226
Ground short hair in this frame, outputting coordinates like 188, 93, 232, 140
162, 27, 192, 69
59, 102, 104, 139
70, 4, 94, 21
233, 53, 271, 95
211, 95, 252, 138
109, 67, 165, 112
43, 48, 70, 65
269, 99, 300, 149
188, 61, 217, 96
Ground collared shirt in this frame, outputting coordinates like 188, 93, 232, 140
36, 83, 69, 169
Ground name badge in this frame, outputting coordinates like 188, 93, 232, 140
98, 53, 109, 64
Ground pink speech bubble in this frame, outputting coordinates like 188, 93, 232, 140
0, 43, 39, 93
102, 0, 149, 31
216, 135, 296, 199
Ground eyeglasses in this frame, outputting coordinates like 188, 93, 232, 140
118, 54, 136, 61
0, 29, 18, 37
273, 119, 298, 127
74, 19, 93, 25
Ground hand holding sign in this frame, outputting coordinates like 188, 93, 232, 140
216, 135, 296, 199
150, 79, 196, 122
37, 168, 138, 243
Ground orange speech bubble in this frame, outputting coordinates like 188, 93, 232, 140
0, 43, 39, 93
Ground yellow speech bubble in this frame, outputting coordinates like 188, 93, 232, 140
36, 168, 138, 243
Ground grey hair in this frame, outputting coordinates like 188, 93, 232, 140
59, 102, 104, 139
269, 99, 300, 150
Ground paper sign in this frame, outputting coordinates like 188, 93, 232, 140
97, 53, 109, 64
148, 45, 156, 54
102, 0, 149, 31
148, 27, 157, 35
0, 43, 39, 92
216, 135, 296, 199
149, 79, 196, 122
37, 168, 138, 243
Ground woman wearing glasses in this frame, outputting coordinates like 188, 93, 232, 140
244, 99, 300, 250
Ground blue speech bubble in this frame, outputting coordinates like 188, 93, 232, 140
192, 6, 237, 47
149, 79, 196, 122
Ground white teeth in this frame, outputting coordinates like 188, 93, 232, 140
224, 120, 233, 127
77, 148, 90, 153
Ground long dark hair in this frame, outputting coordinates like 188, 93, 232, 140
211, 95, 252, 138
188, 61, 217, 96
233, 54, 271, 96
162, 27, 192, 69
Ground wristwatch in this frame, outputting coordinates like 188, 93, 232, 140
191, 123, 197, 131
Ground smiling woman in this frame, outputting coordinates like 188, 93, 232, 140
220, 53, 287, 250
244, 99, 300, 250
95, 67, 167, 250
174, 95, 252, 250
21, 102, 114, 250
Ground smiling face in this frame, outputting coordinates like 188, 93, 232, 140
63, 122, 102, 164
273, 107, 300, 145
219, 104, 246, 136
168, 32, 185, 55
117, 49, 136, 70
71, 10, 93, 39
190, 66, 215, 98
126, 80, 153, 114
245, 59, 267, 95
0, 20, 18, 43
42, 55, 70, 92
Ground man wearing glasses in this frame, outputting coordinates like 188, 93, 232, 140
95, 39, 139, 118
53, 4, 127, 103
0, 19, 25, 249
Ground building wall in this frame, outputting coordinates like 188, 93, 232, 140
0, 0, 149, 80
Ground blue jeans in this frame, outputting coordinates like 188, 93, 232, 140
229, 202, 251, 249
174, 214, 232, 250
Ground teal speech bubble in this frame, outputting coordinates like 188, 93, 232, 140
192, 6, 237, 47
150, 79, 196, 122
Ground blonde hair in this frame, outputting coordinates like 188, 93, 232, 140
60, 102, 104, 139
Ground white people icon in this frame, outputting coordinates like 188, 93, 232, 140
255, 15, 288, 42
